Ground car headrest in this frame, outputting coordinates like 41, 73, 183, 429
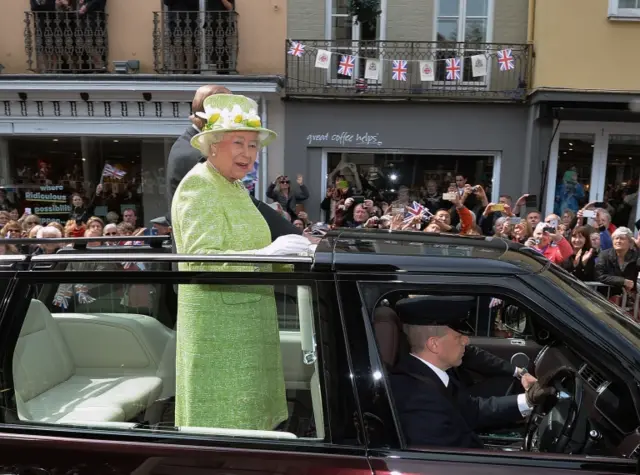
373, 306, 403, 368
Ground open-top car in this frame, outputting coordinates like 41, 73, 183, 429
0, 230, 638, 474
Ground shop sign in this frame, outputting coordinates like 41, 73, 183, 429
24, 184, 71, 224
306, 131, 383, 147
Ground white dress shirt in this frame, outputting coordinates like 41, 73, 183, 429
410, 354, 532, 417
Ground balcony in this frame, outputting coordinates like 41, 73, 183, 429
24, 11, 108, 73
285, 40, 533, 102
152, 11, 238, 74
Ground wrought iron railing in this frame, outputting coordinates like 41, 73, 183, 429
153, 10, 238, 74
24, 11, 109, 73
285, 40, 533, 101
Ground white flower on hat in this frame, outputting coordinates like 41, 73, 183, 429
245, 109, 261, 128
196, 105, 223, 129
228, 104, 246, 128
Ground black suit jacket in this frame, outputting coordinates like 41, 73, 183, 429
390, 353, 522, 449
165, 127, 300, 241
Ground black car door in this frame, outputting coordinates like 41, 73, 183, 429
339, 271, 638, 475
0, 253, 371, 475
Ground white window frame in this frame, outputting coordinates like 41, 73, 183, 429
432, 0, 495, 87
324, 0, 387, 85
608, 0, 640, 21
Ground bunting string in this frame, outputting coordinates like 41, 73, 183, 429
287, 39, 516, 82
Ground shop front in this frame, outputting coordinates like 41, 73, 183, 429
0, 75, 284, 227
283, 101, 529, 221
528, 91, 640, 231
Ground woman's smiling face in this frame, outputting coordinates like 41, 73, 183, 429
211, 131, 260, 182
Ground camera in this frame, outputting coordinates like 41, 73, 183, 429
543, 226, 556, 234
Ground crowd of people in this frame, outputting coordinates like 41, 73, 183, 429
0, 192, 170, 256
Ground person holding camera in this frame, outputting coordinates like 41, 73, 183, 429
524, 222, 573, 264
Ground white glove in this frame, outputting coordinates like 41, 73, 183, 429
256, 234, 311, 256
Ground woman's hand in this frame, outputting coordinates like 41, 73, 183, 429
524, 237, 537, 248
483, 203, 495, 217
624, 279, 635, 292
364, 217, 379, 228
503, 203, 514, 217
574, 249, 583, 267
582, 248, 593, 265
297, 174, 304, 186
390, 214, 403, 231
343, 197, 355, 209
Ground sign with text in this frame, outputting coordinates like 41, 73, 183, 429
306, 131, 383, 147
24, 184, 71, 224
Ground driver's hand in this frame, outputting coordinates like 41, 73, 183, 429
525, 381, 557, 406
521, 373, 538, 391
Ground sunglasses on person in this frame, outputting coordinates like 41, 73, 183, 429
280, 178, 290, 184
104, 232, 117, 236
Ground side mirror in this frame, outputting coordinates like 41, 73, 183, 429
502, 305, 528, 336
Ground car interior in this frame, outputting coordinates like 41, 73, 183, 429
369, 290, 640, 458
10, 267, 325, 441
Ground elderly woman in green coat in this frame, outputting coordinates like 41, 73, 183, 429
171, 94, 311, 430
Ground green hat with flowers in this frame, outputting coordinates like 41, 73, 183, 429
190, 94, 277, 153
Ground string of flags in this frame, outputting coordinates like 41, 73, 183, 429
287, 40, 515, 82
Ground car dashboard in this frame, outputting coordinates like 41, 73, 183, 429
533, 343, 640, 459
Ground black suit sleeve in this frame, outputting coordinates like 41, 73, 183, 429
467, 393, 522, 430
462, 345, 515, 377
251, 196, 301, 239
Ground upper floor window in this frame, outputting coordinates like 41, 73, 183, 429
608, 0, 640, 20
436, 0, 491, 43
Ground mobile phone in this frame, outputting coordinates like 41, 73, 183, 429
508, 217, 521, 225
443, 192, 457, 201
543, 226, 556, 234
582, 209, 596, 219
391, 206, 404, 216
24, 207, 32, 215
525, 195, 537, 207
491, 203, 505, 212
352, 196, 365, 204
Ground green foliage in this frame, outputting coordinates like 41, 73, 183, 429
347, 0, 382, 24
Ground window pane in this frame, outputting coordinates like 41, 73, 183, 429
619, 0, 639, 8
438, 0, 460, 16
464, 18, 487, 42
333, 0, 349, 14
13, 280, 322, 439
437, 19, 458, 41
332, 15, 352, 41
466, 0, 488, 16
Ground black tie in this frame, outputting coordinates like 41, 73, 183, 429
447, 375, 459, 399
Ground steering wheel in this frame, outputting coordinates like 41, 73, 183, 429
523, 367, 584, 453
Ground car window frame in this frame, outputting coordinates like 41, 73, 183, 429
345, 271, 639, 468
0, 262, 366, 454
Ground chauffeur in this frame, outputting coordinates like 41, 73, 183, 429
390, 296, 556, 449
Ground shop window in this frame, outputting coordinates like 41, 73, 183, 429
603, 135, 640, 228
553, 134, 593, 217
5, 137, 173, 230
326, 152, 494, 204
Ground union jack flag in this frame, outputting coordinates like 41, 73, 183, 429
445, 58, 461, 81
338, 55, 355, 77
403, 201, 428, 224
288, 41, 305, 57
102, 164, 127, 179
497, 49, 514, 71
392, 60, 408, 81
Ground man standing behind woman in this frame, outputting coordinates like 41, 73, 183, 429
171, 94, 310, 430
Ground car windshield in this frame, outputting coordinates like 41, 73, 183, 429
543, 264, 640, 346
